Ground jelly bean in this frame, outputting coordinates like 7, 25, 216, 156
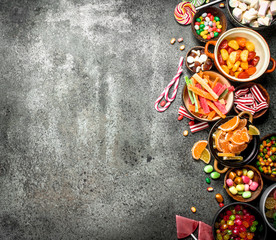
219, 203, 224, 208
202, 13, 207, 18
212, 22, 216, 27
215, 193, 224, 203
191, 206, 196, 213
160, 100, 166, 107
223, 235, 230, 240
216, 21, 220, 25
207, 187, 214, 192
217, 28, 222, 33
211, 171, 220, 179
214, 32, 219, 37
204, 22, 208, 26
207, 13, 211, 17
200, 21, 204, 25
229, 215, 235, 221
208, 28, 212, 33
249, 180, 252, 185
250, 225, 256, 232
226, 179, 233, 187
203, 35, 207, 40
210, 32, 214, 38
195, 25, 199, 30
249, 181, 258, 191
210, 15, 214, 21
252, 220, 258, 226
229, 186, 237, 195
217, 233, 222, 240
234, 177, 243, 184
235, 219, 242, 226
236, 169, 243, 176
183, 130, 188, 136
199, 16, 203, 20
241, 175, 250, 184
200, 24, 205, 29
226, 230, 232, 235
196, 18, 201, 22
212, 27, 217, 32
206, 177, 211, 184
195, 22, 200, 25
244, 184, 249, 191
214, 16, 220, 21
204, 165, 213, 173
247, 170, 254, 179
229, 172, 236, 180
196, 30, 200, 35
242, 191, 252, 198
227, 220, 234, 226
205, 16, 210, 22
178, 115, 183, 121
209, 21, 213, 26
204, 26, 209, 30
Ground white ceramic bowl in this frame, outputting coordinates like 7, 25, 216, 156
205, 28, 276, 82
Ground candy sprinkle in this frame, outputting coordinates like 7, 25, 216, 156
191, 207, 196, 213
170, 38, 176, 44
183, 130, 189, 136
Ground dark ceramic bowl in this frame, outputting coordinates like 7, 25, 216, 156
226, 0, 276, 31
212, 202, 267, 239
191, 6, 227, 43
208, 113, 260, 168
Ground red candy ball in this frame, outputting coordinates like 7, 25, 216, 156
219, 203, 224, 208
160, 100, 166, 107
178, 115, 183, 121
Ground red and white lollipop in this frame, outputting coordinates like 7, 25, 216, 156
174, 2, 196, 25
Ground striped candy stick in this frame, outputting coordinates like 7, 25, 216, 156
250, 85, 266, 103
154, 57, 184, 112
236, 103, 255, 115
235, 88, 249, 98
189, 121, 209, 133
178, 106, 195, 120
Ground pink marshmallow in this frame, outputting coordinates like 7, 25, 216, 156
242, 176, 250, 184
249, 180, 253, 185
244, 184, 250, 191
226, 179, 234, 187
249, 182, 259, 191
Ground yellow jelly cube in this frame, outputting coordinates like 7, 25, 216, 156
228, 40, 239, 50
241, 61, 249, 70
245, 41, 255, 52
217, 25, 222, 29
203, 35, 207, 39
232, 61, 241, 72
220, 49, 229, 61
240, 50, 249, 62
229, 51, 237, 64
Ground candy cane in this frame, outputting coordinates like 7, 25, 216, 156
235, 88, 249, 98
154, 57, 184, 112
189, 121, 209, 133
178, 106, 195, 120
250, 85, 266, 103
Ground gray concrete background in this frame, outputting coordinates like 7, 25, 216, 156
0, 0, 275, 239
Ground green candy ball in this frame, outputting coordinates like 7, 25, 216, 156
196, 18, 201, 22
214, 16, 220, 21
214, 32, 219, 37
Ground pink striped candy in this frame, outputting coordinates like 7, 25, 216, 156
236, 103, 255, 115
189, 121, 209, 133
178, 106, 195, 120
250, 85, 266, 103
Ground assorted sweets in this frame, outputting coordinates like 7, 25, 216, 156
264, 188, 276, 229
217, 37, 260, 79
187, 49, 213, 73
213, 116, 259, 160
226, 168, 260, 199
185, 72, 234, 120
256, 135, 276, 177
194, 12, 223, 40
234, 85, 269, 116
229, 0, 275, 27
214, 205, 263, 240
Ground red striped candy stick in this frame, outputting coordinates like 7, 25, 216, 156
254, 102, 269, 112
189, 121, 209, 133
154, 57, 184, 112
234, 97, 254, 105
236, 103, 255, 115
235, 88, 249, 98
178, 106, 195, 120
250, 85, 266, 103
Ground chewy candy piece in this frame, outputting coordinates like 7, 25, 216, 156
271, 1, 276, 16
196, 84, 210, 114
250, 85, 266, 103
236, 103, 255, 115
234, 96, 255, 105
207, 110, 216, 120
258, 1, 270, 17
219, 89, 229, 100
235, 88, 249, 98
217, 84, 227, 97
189, 121, 209, 133
185, 76, 195, 104
253, 102, 269, 112
233, 8, 243, 22
206, 100, 226, 118
193, 74, 219, 100
188, 105, 205, 115
178, 106, 195, 120
228, 86, 235, 92
188, 85, 216, 101
214, 101, 227, 115
213, 82, 223, 94
176, 215, 198, 239
174, 2, 196, 25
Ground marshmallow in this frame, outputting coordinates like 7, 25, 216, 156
243, 8, 258, 23
233, 7, 243, 21
250, 0, 259, 10
249, 20, 259, 27
239, 2, 248, 11
258, 16, 271, 25
229, 0, 240, 8
258, 1, 270, 17
270, 1, 276, 15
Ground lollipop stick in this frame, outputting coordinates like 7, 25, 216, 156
196, 0, 224, 10
191, 233, 198, 240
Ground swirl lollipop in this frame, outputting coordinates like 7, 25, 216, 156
174, 2, 196, 25
183, 0, 205, 8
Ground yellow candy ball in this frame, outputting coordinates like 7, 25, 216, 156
203, 35, 207, 39
218, 25, 222, 29
216, 21, 220, 25
199, 16, 203, 20
200, 21, 204, 25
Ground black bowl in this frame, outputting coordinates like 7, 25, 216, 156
208, 115, 260, 168
226, 0, 276, 31
212, 202, 267, 239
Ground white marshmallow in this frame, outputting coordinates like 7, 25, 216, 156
270, 1, 276, 15
199, 54, 208, 63
250, 0, 259, 10
229, 0, 239, 8
258, 16, 271, 25
233, 7, 243, 21
258, 1, 270, 17
239, 2, 248, 11
243, 8, 258, 23
249, 20, 259, 27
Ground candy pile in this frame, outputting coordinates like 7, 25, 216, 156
174, 2, 196, 25
264, 188, 276, 229
185, 72, 234, 121
214, 205, 262, 240
230, 0, 276, 27
234, 85, 269, 115
256, 135, 276, 177
187, 48, 213, 73
226, 168, 259, 199
194, 12, 222, 40
218, 37, 260, 79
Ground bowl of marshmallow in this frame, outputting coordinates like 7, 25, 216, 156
227, 0, 276, 30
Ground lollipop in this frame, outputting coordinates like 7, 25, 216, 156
183, 0, 205, 8
174, 2, 196, 25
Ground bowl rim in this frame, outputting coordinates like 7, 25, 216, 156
213, 28, 271, 82
226, 0, 276, 31
259, 183, 276, 232
224, 165, 264, 202
208, 115, 260, 167
233, 83, 270, 119
212, 202, 268, 239
191, 6, 227, 43
181, 71, 234, 122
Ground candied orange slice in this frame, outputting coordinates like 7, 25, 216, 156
230, 127, 250, 145
229, 143, 248, 154
219, 116, 240, 132
215, 130, 225, 152
220, 140, 231, 153
265, 197, 276, 210
225, 131, 234, 141
192, 140, 208, 160
236, 119, 247, 130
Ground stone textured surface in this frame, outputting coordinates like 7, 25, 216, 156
0, 0, 275, 239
